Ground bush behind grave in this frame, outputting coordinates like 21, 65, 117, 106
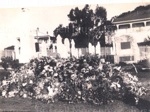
1, 56, 20, 70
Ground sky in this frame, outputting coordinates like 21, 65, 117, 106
0, 0, 150, 50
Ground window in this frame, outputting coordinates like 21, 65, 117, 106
146, 21, 150, 26
35, 43, 39, 52
121, 42, 131, 49
44, 40, 48, 43
120, 56, 134, 62
119, 24, 130, 29
132, 22, 144, 28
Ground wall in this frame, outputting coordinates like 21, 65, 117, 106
113, 35, 140, 63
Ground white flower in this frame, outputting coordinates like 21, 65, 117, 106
85, 78, 89, 81
110, 82, 121, 91
39, 82, 44, 89
41, 70, 46, 74
81, 68, 86, 72
86, 83, 92, 89
54, 73, 58, 77
133, 76, 138, 81
24, 75, 27, 78
71, 74, 77, 80
8, 90, 18, 97
22, 83, 27, 87
55, 82, 60, 87
43, 94, 49, 99
54, 88, 58, 93
23, 94, 27, 98
135, 97, 139, 105
78, 91, 81, 95
2, 80, 7, 86
2, 90, 7, 97
44, 65, 50, 70
34, 87, 41, 95
29, 80, 33, 84
47, 86, 56, 97
49, 67, 53, 72
27, 70, 34, 76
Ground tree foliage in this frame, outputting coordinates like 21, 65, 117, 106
115, 4, 150, 19
1, 57, 20, 70
53, 4, 116, 48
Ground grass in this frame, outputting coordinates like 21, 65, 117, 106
0, 97, 140, 112
0, 69, 150, 112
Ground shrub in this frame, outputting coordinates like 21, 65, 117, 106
118, 62, 127, 67
137, 59, 150, 68
0, 55, 147, 105
10, 59, 20, 69
1, 57, 20, 70
1, 57, 12, 70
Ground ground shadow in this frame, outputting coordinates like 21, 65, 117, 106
123, 95, 150, 111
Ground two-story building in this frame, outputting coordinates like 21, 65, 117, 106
112, 5, 150, 63
15, 28, 56, 63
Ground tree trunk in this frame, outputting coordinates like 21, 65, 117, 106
94, 46, 96, 55
70, 48, 72, 57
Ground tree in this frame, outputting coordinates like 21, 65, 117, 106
53, 4, 116, 56
1, 57, 20, 71
53, 24, 73, 56
1, 57, 11, 71
144, 36, 150, 42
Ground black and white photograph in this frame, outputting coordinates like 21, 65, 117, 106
0, 0, 150, 111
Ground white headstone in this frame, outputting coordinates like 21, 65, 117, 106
88, 43, 95, 54
78, 48, 82, 57
64, 38, 70, 58
41, 41, 47, 56
64, 39, 70, 52
96, 42, 101, 56
71, 40, 78, 57
57, 36, 68, 58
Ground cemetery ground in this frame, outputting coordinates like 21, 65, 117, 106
0, 68, 150, 112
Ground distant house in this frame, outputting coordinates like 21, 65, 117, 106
112, 5, 150, 63
3, 45, 16, 59
35, 34, 58, 57
14, 28, 60, 63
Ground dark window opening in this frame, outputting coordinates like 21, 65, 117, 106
35, 43, 39, 52
146, 21, 150, 26
119, 24, 130, 29
120, 56, 134, 62
132, 22, 144, 28
121, 42, 131, 49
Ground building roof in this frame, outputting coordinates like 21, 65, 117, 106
4, 45, 15, 50
38, 36, 49, 40
138, 41, 150, 46
113, 5, 150, 23
34, 31, 50, 40
34, 35, 49, 40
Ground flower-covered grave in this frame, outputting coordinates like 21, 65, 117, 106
0, 55, 147, 105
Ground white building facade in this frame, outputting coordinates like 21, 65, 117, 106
112, 17, 150, 63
